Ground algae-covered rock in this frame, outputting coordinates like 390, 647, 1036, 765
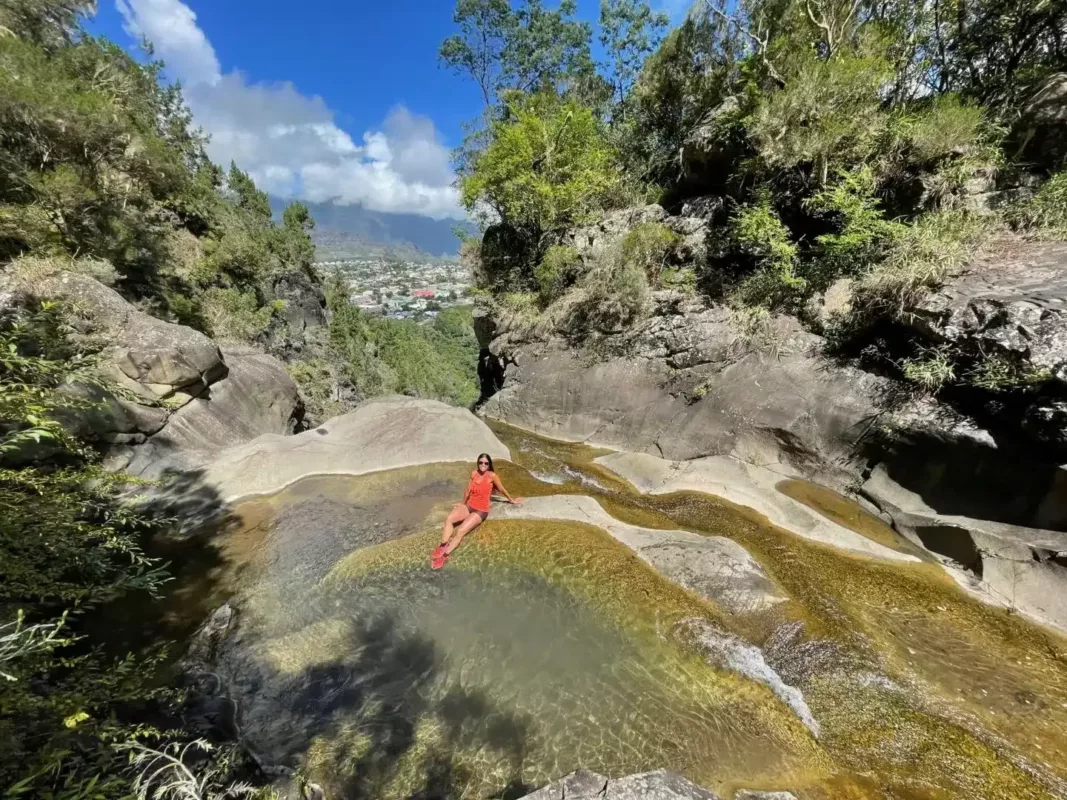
594, 451, 919, 563
494, 494, 787, 614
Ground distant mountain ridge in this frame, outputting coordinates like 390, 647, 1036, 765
270, 197, 477, 260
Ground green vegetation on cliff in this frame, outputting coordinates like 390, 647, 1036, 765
0, 3, 474, 796
326, 277, 481, 409
447, 0, 1067, 371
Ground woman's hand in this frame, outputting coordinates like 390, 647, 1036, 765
511, 497, 525, 505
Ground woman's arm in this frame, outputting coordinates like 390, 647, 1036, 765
492, 473, 524, 504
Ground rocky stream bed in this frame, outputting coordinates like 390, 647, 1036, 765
142, 399, 1067, 800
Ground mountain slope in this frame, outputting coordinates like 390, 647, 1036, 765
270, 197, 477, 259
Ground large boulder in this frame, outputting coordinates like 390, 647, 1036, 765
680, 96, 744, 193
122, 349, 303, 477
1015, 72, 1067, 169
269, 270, 327, 333
563, 204, 711, 268
4, 271, 303, 477
202, 396, 511, 501
34, 272, 226, 402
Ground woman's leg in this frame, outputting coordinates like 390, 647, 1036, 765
440, 504, 470, 546
443, 513, 484, 555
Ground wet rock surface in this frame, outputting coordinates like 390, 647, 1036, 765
495, 494, 788, 614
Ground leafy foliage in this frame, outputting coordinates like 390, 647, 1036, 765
1010, 171, 1067, 236
460, 91, 630, 271
0, 10, 315, 336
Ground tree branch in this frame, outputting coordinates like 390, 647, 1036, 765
704, 1, 786, 87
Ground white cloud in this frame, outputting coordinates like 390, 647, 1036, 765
116, 0, 462, 219
117, 0, 220, 86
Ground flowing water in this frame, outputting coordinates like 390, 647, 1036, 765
192, 424, 1067, 800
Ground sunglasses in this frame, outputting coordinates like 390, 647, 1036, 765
478, 460, 489, 465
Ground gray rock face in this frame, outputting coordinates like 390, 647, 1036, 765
125, 349, 302, 477
522, 770, 722, 800
270, 270, 327, 332
1017, 72, 1067, 167
563, 204, 711, 269
681, 96, 741, 183
481, 311, 887, 484
862, 464, 1067, 633
36, 271, 226, 400
909, 239, 1067, 384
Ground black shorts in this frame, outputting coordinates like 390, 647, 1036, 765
465, 505, 489, 521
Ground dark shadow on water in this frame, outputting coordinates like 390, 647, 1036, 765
84, 468, 242, 659
225, 607, 536, 800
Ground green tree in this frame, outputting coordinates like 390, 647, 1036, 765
226, 162, 272, 220
440, 0, 593, 106
460, 91, 629, 280
277, 200, 316, 272
598, 0, 667, 116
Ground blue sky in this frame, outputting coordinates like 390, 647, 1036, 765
93, 1, 691, 219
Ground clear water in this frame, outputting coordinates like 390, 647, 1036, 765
197, 424, 1067, 800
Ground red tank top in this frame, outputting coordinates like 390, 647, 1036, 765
466, 470, 494, 513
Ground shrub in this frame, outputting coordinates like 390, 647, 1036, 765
287, 357, 349, 424
199, 288, 279, 343
563, 242, 651, 334
9, 254, 119, 286
803, 168, 905, 288
900, 347, 956, 393
896, 95, 987, 165
619, 221, 680, 286
494, 291, 544, 338
728, 194, 805, 309
1009, 171, 1067, 237
749, 46, 892, 184
535, 245, 581, 305
966, 355, 1054, 391
854, 210, 991, 315
459, 91, 630, 275
660, 266, 697, 295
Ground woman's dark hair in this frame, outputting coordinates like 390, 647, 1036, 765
476, 453, 494, 472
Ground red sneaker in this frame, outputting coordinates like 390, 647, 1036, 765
431, 544, 447, 560
431, 550, 449, 570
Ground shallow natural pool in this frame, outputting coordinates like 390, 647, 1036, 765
195, 423, 1067, 800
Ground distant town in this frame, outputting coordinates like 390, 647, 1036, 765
314, 257, 473, 321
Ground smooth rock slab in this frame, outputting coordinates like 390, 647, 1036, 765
863, 464, 1067, 633
595, 451, 919, 563
494, 494, 786, 614
203, 396, 511, 502
521, 770, 722, 800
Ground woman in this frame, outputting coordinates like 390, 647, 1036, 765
431, 453, 522, 570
